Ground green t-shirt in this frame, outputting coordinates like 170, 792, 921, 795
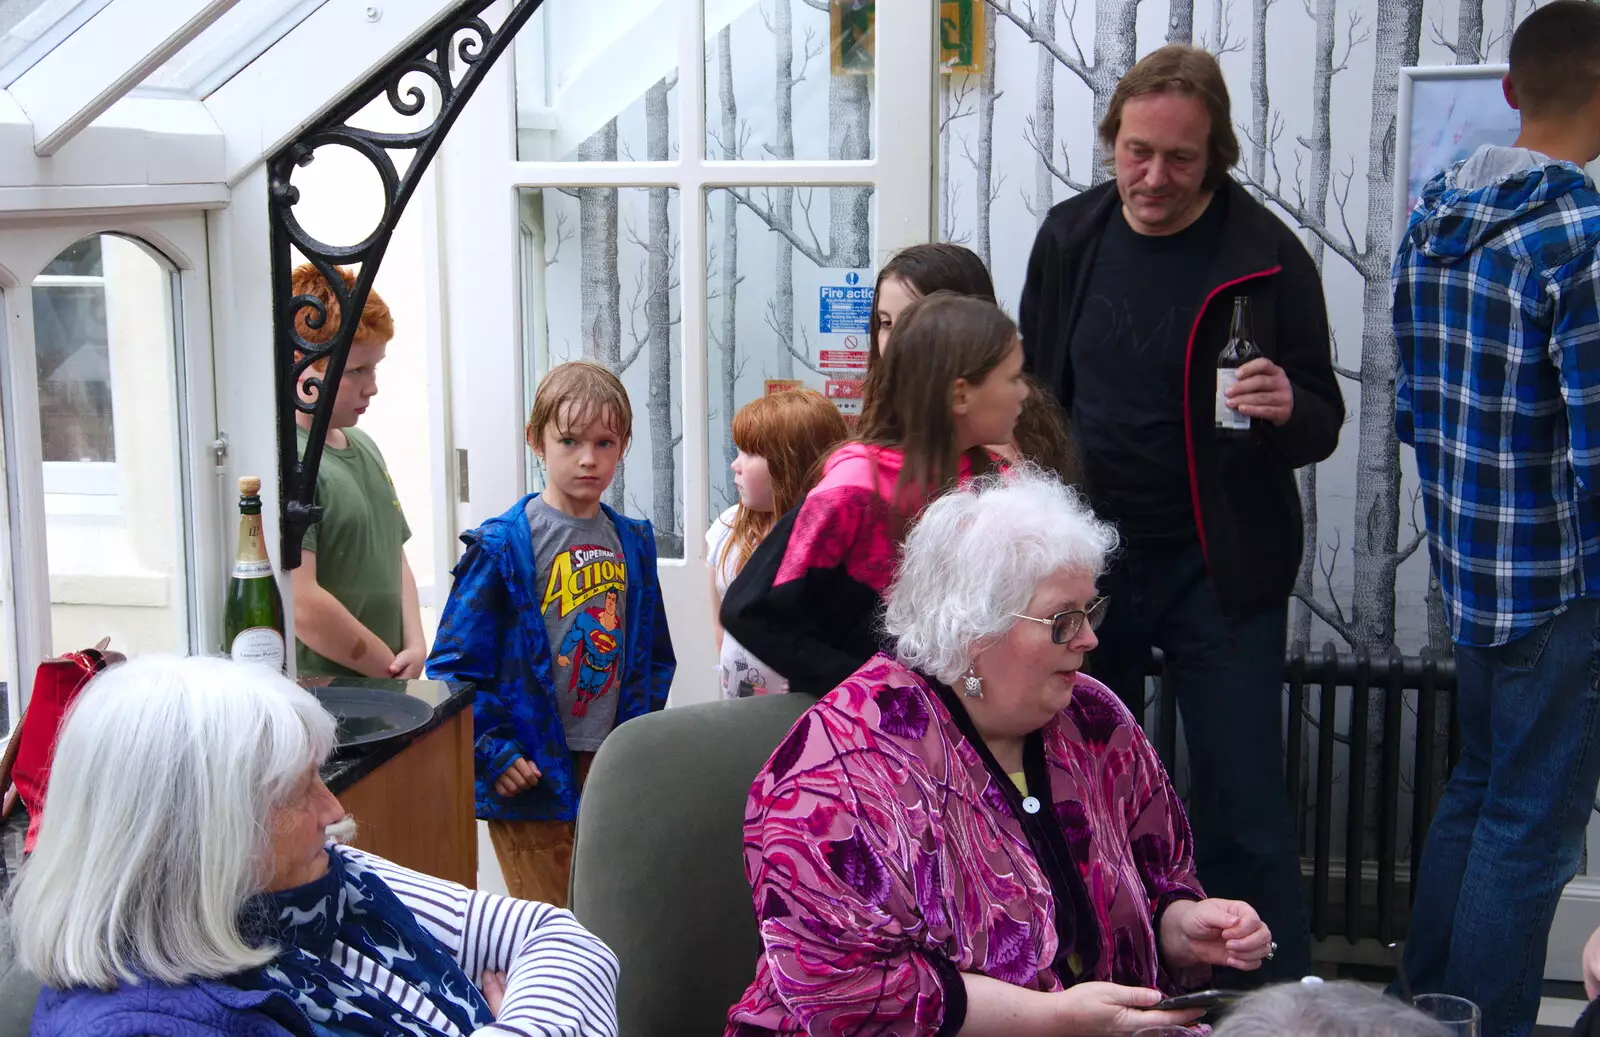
295, 425, 411, 678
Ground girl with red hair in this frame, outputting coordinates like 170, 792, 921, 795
707, 389, 848, 697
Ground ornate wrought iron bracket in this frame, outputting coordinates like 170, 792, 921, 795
270, 0, 546, 569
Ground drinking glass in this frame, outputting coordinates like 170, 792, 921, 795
1411, 993, 1481, 1036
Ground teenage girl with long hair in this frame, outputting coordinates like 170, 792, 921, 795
864, 242, 1079, 483
721, 293, 1030, 697
707, 389, 847, 698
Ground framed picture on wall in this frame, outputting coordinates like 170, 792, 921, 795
1394, 63, 1600, 252
1392, 64, 1517, 252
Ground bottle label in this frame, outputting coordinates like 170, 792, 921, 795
1216, 370, 1251, 430
235, 513, 272, 577
230, 627, 285, 671
232, 558, 274, 579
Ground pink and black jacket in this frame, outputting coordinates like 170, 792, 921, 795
720, 444, 980, 699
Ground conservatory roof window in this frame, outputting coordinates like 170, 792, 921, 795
134, 0, 326, 99
0, 0, 499, 186
0, 0, 111, 85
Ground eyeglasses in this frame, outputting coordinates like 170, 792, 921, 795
1006, 596, 1110, 644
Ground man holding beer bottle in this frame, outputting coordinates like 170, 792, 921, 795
1019, 44, 1343, 983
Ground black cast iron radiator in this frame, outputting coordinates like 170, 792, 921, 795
1143, 645, 1459, 946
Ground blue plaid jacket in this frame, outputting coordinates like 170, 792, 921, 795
426, 494, 675, 821
1394, 152, 1600, 647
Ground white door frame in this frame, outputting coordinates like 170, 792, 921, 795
0, 211, 222, 709
437, 0, 936, 706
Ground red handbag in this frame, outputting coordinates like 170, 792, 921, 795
0, 642, 121, 854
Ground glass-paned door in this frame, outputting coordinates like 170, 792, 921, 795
0, 217, 221, 708
704, 186, 875, 515
441, 0, 933, 707
519, 184, 686, 557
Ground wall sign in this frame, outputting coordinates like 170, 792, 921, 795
819, 284, 873, 335
826, 377, 865, 426
940, 0, 984, 73
830, 0, 875, 75
819, 351, 869, 371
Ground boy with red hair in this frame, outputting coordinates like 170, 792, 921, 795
290, 263, 425, 679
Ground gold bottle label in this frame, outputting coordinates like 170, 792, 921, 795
234, 513, 272, 579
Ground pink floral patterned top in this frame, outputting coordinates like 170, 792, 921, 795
725, 654, 1209, 1036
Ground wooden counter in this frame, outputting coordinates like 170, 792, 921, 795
310, 678, 478, 888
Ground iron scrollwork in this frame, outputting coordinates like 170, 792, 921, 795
269, 0, 546, 569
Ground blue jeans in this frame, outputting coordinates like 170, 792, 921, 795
1399, 599, 1600, 1037
1090, 536, 1313, 984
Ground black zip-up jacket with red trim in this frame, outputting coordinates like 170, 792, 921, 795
1020, 178, 1344, 619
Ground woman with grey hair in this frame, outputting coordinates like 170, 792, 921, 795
12, 654, 619, 1037
727, 467, 1274, 1036
1213, 981, 1451, 1036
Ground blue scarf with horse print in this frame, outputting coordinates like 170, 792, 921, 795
233, 847, 494, 1037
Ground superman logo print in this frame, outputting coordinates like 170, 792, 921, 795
543, 544, 627, 717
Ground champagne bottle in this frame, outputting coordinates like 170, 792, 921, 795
1215, 295, 1263, 437
225, 476, 286, 671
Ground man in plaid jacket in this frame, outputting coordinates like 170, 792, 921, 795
1393, 5, 1600, 1033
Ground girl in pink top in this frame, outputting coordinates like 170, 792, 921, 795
720, 293, 1030, 697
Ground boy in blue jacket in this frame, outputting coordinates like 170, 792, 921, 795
428, 361, 675, 905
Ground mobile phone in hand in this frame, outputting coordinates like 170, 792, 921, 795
1152, 989, 1245, 1013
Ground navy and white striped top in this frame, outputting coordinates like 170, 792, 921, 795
341, 846, 619, 1036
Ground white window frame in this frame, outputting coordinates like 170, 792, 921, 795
0, 0, 115, 87
42, 461, 119, 497
31, 261, 122, 506
437, 0, 936, 708
133, 0, 330, 100
0, 214, 222, 709
0, 275, 18, 735
7, 0, 244, 155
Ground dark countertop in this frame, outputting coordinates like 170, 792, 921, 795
303, 677, 475, 794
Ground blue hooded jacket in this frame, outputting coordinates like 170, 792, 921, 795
426, 494, 675, 821
1394, 147, 1600, 647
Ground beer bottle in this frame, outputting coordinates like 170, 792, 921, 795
225, 476, 286, 671
1215, 295, 1263, 437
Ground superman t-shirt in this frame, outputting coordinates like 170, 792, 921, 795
527, 496, 627, 750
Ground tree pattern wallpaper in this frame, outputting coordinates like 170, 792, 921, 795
944, 0, 1551, 660
519, 0, 1598, 871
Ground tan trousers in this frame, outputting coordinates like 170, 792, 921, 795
486, 751, 594, 907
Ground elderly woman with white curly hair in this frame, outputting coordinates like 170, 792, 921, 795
725, 467, 1274, 1037
11, 654, 619, 1037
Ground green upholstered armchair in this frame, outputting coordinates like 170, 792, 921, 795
569, 692, 815, 1037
